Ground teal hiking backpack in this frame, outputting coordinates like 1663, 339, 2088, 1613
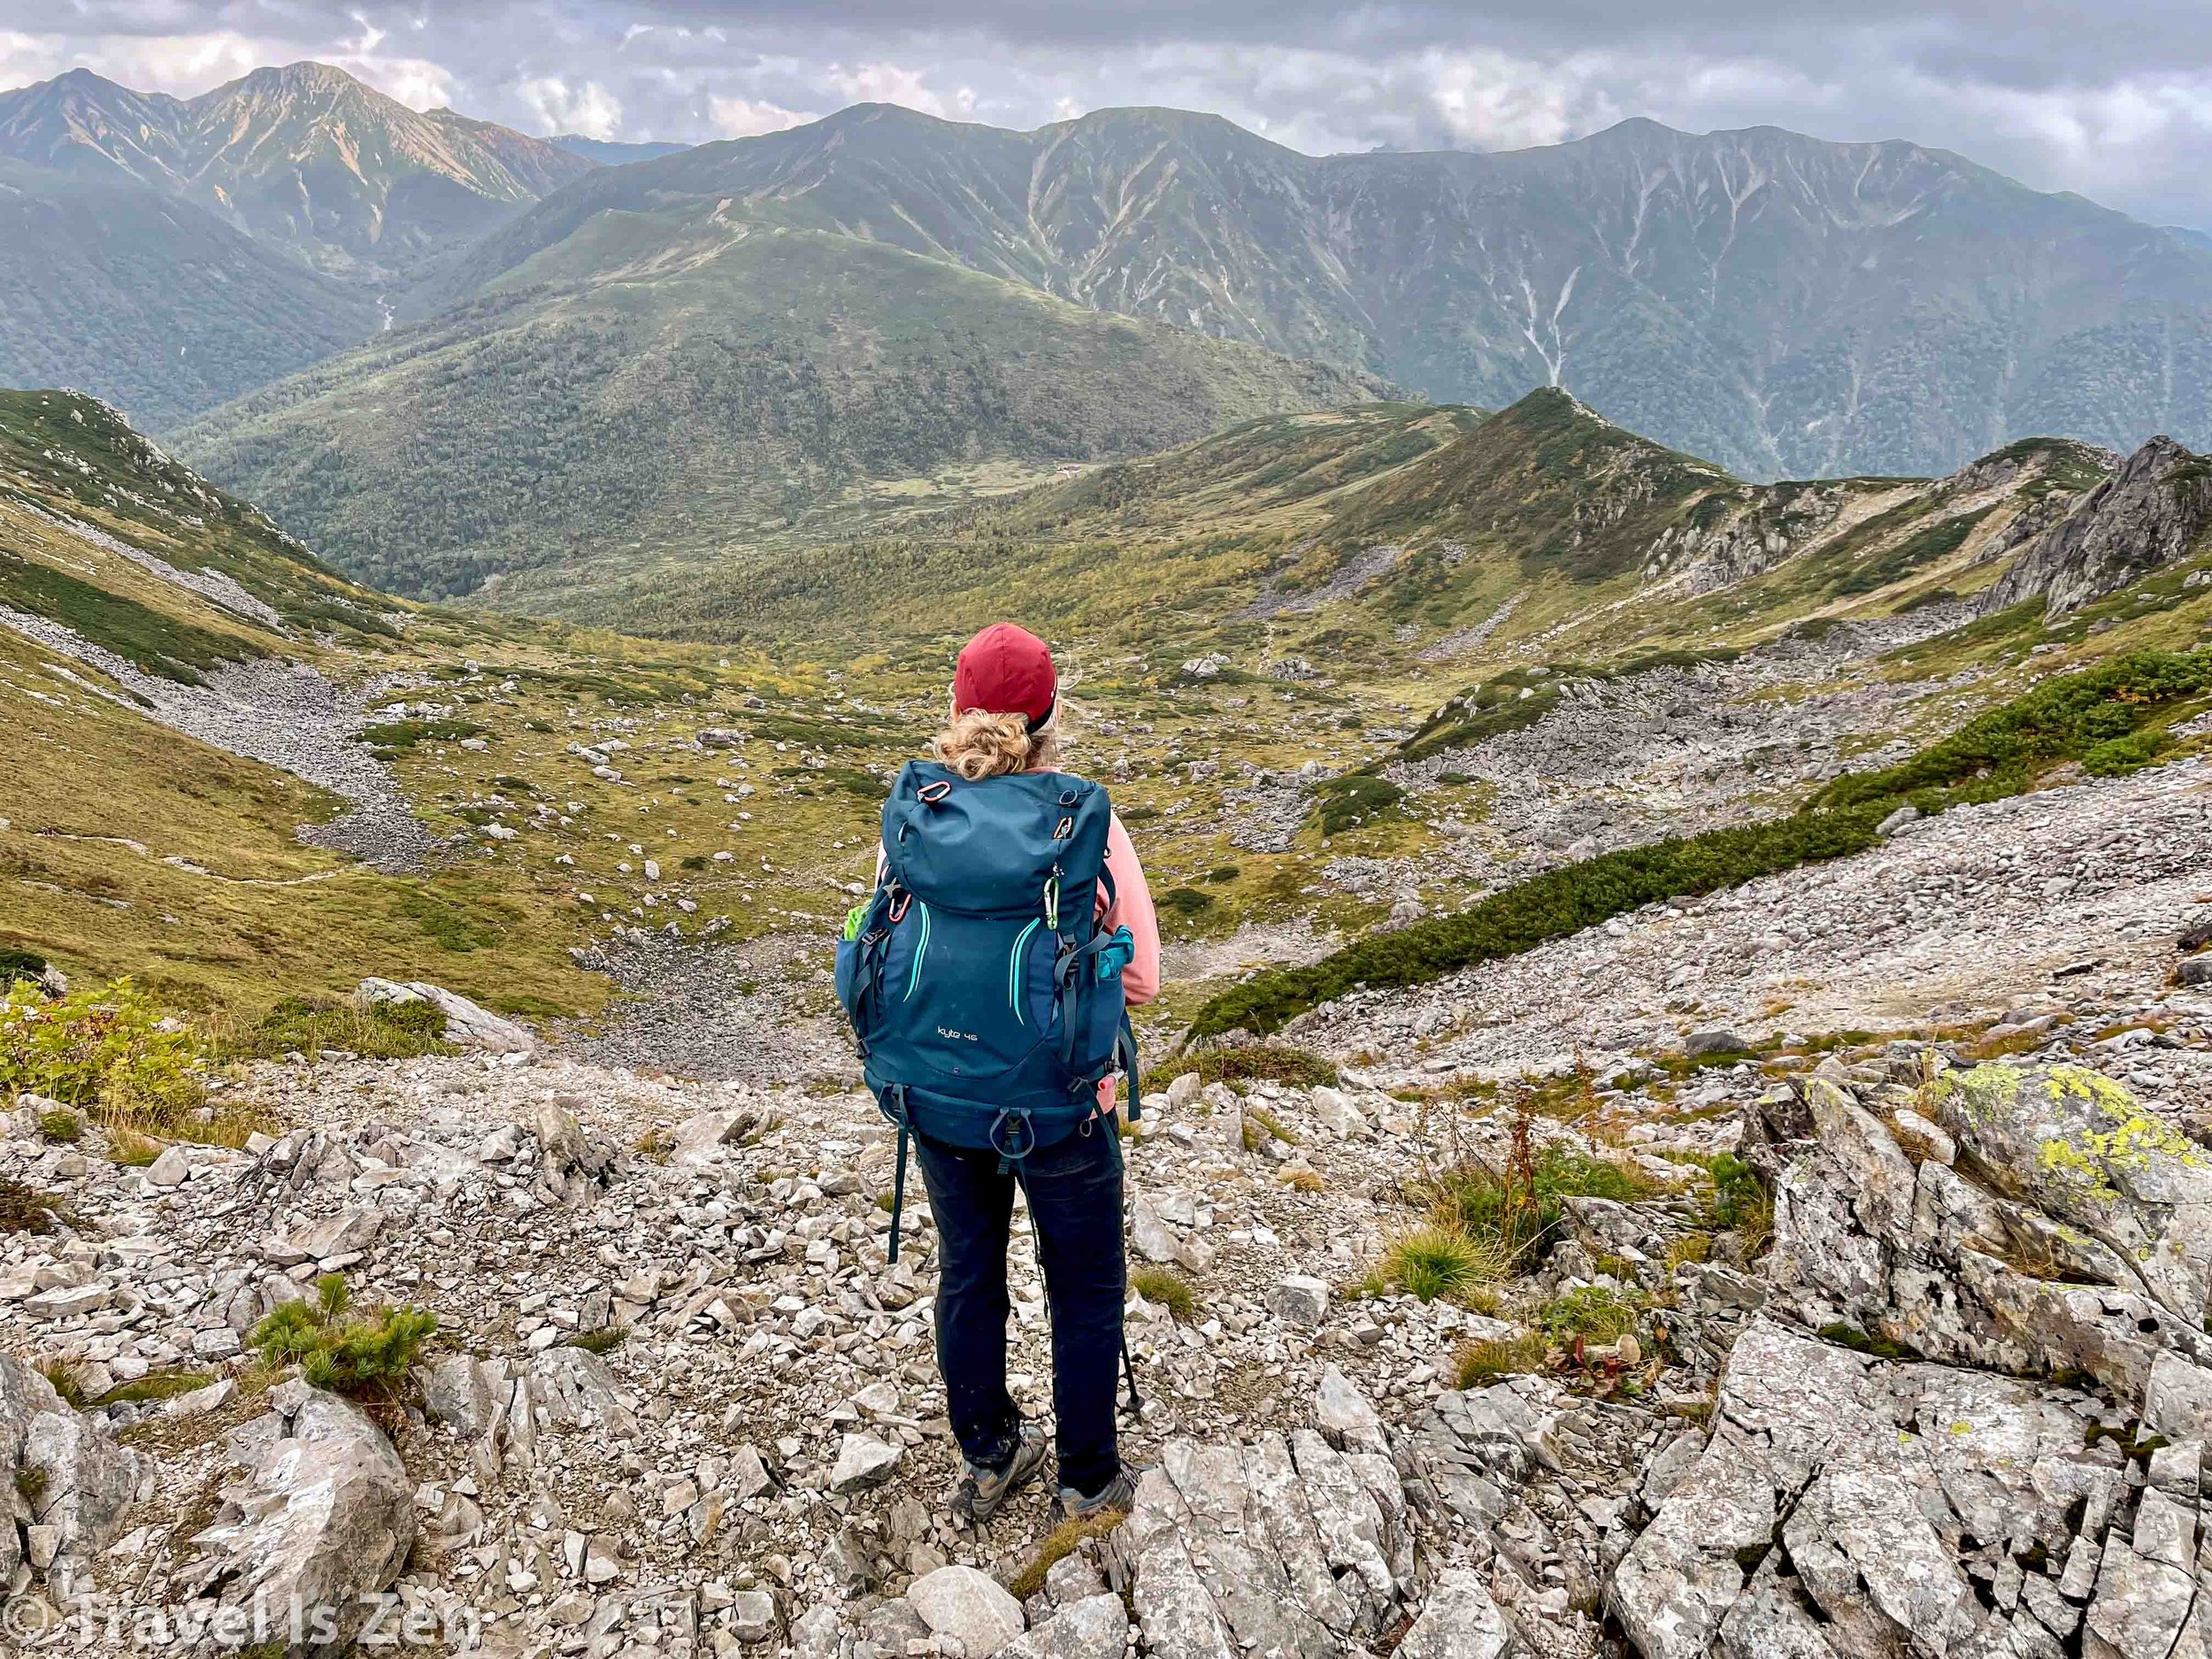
835, 760, 1142, 1258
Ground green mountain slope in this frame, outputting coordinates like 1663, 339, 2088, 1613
174, 224, 1386, 598
0, 158, 378, 428
432, 104, 2212, 480
544, 388, 2129, 664
0, 389, 396, 669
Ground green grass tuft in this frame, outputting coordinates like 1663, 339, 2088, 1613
1379, 1225, 1508, 1302
1150, 1044, 1340, 1092
1537, 1285, 1643, 1343
1129, 1267, 1196, 1322
1008, 1511, 1127, 1601
96, 1367, 216, 1407
212, 994, 452, 1064
1453, 1334, 1549, 1387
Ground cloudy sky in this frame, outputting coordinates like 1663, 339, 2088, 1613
8, 1, 2212, 227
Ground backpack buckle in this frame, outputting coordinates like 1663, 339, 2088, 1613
987, 1109, 1035, 1163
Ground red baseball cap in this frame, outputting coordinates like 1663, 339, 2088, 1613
954, 623, 1057, 729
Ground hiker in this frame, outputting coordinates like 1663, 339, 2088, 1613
835, 622, 1160, 1524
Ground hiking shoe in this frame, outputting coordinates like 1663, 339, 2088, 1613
1052, 1463, 1148, 1522
953, 1422, 1049, 1523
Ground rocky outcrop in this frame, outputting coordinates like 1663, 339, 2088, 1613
1611, 1317, 2134, 1658
1642, 481, 1854, 594
1760, 1062, 2212, 1405
356, 978, 537, 1053
0, 1353, 150, 1594
1982, 435, 2212, 616
1608, 1056, 2212, 1658
179, 1380, 416, 1656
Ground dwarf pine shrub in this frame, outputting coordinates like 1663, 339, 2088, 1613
251, 1274, 438, 1401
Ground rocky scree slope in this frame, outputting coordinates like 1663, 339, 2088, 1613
0, 739, 2209, 1655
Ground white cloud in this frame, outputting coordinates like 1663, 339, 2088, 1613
825, 60, 949, 117
707, 95, 814, 137
340, 54, 457, 110
520, 73, 623, 137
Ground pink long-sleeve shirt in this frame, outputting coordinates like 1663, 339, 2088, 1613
1094, 811, 1160, 1113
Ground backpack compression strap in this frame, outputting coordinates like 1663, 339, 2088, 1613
880, 1085, 912, 1265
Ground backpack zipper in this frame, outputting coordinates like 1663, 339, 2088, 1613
1007, 918, 1041, 1024
902, 901, 932, 1001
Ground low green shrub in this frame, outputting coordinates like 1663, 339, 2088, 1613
565, 1327, 628, 1356
250, 1274, 438, 1400
1193, 807, 1884, 1036
0, 1177, 73, 1235
1816, 1323, 1919, 1362
1160, 887, 1216, 918
0, 978, 204, 1128
1312, 772, 1404, 835
0, 949, 47, 988
35, 1109, 81, 1143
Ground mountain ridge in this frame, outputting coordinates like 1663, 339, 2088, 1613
0, 60, 596, 277
424, 101, 2212, 480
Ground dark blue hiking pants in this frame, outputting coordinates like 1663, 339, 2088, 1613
911, 1119, 1125, 1498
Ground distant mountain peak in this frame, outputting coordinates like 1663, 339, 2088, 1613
0, 59, 593, 279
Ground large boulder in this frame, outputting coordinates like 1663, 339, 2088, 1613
1395, 1570, 1517, 1659
180, 1386, 416, 1656
355, 979, 535, 1054
906, 1564, 1025, 1655
1110, 1425, 1417, 1655
999, 1594, 1127, 1659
